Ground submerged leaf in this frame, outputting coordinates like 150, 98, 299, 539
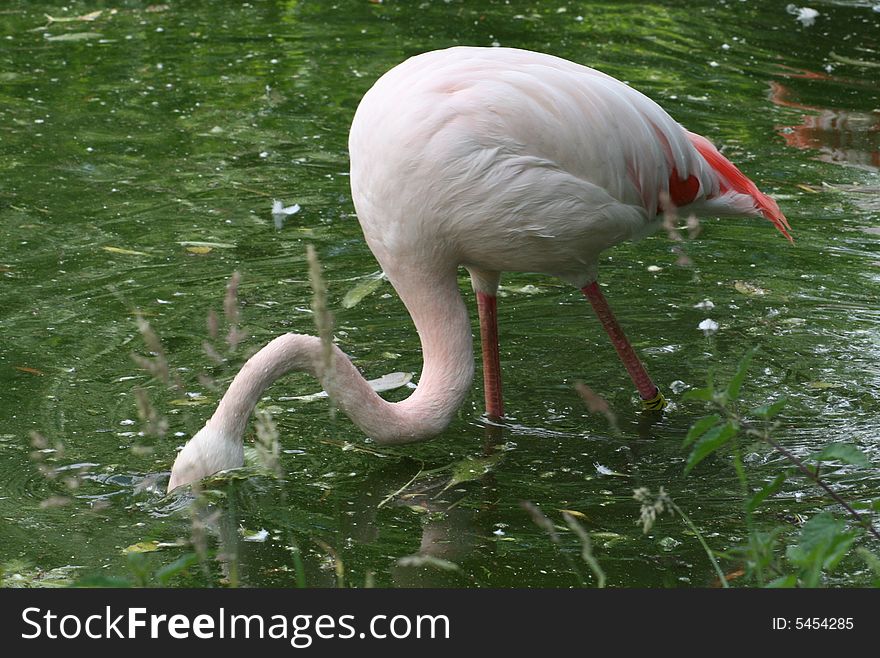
341, 271, 387, 308
102, 246, 149, 256
14, 366, 45, 376
829, 51, 880, 68
45, 31, 103, 41
806, 381, 842, 390
2, 563, 80, 588
177, 241, 235, 249
437, 454, 500, 495
169, 396, 211, 406
45, 10, 103, 23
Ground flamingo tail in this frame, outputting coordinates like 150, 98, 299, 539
688, 132, 793, 242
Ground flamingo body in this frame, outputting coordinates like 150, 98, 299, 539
167, 47, 790, 492
350, 47, 788, 289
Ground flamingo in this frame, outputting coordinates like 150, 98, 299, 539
167, 47, 791, 492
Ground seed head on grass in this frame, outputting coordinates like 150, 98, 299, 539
132, 313, 183, 393
254, 408, 282, 479
306, 245, 337, 418
633, 486, 673, 534
561, 511, 606, 588
134, 387, 168, 439
520, 501, 560, 544
659, 191, 700, 268
574, 381, 618, 434
29, 431, 76, 508
224, 271, 245, 352
522, 501, 606, 587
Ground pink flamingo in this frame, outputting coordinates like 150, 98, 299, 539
168, 47, 791, 491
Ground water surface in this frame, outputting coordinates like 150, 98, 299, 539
1, 0, 879, 587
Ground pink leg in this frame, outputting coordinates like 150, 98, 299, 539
581, 282, 667, 411
476, 291, 504, 419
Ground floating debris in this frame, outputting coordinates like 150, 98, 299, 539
102, 246, 149, 257
786, 4, 819, 27
659, 536, 682, 551
734, 280, 767, 296
272, 199, 300, 228
240, 527, 269, 542
122, 541, 159, 554
282, 371, 412, 402
44, 10, 104, 24
670, 380, 689, 394
594, 462, 627, 477
177, 241, 236, 249
698, 318, 719, 336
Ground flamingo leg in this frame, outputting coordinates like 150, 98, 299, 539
581, 282, 667, 411
476, 291, 504, 419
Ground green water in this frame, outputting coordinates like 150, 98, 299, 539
1, 1, 878, 588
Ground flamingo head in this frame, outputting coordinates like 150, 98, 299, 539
167, 423, 244, 493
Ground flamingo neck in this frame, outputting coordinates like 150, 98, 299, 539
207, 268, 474, 448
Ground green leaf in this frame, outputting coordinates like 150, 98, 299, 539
682, 414, 722, 448
809, 443, 870, 468
765, 574, 797, 588
751, 398, 787, 419
684, 421, 738, 474
746, 473, 787, 513
856, 548, 880, 587
726, 348, 756, 402
75, 575, 134, 588
681, 387, 714, 402
786, 513, 859, 585
155, 553, 200, 585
